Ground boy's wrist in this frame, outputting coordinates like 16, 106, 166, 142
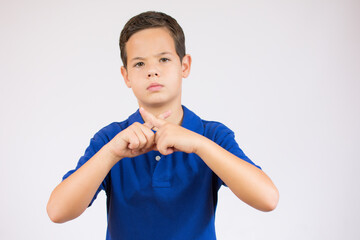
103, 143, 123, 165
193, 134, 210, 156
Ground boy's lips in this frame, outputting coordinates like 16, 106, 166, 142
147, 83, 164, 91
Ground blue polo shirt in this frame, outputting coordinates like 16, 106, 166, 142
63, 105, 261, 240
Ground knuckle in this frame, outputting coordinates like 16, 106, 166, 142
145, 134, 153, 143
139, 138, 147, 146
131, 138, 139, 146
159, 147, 166, 155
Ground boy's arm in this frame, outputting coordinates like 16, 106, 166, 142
47, 111, 171, 223
47, 144, 119, 223
194, 137, 279, 212
140, 108, 279, 212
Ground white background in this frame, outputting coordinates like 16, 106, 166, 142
1, 0, 359, 239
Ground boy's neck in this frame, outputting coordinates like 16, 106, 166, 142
140, 103, 184, 126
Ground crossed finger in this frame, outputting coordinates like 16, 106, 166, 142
140, 107, 171, 131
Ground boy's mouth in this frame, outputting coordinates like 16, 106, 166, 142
147, 83, 164, 91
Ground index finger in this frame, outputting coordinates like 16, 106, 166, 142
157, 110, 172, 120
139, 107, 171, 130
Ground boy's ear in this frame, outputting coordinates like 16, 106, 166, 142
121, 66, 132, 88
181, 54, 192, 78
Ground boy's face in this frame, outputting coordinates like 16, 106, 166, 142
121, 27, 191, 109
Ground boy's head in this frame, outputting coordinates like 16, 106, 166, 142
119, 11, 191, 110
119, 11, 186, 69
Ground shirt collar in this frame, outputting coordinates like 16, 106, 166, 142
127, 105, 205, 135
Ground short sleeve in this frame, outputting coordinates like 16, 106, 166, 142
210, 122, 262, 188
62, 128, 111, 207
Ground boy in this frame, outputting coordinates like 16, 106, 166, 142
47, 11, 279, 240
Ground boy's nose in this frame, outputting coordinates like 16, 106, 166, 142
147, 72, 158, 78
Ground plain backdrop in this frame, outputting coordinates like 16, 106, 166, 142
1, 0, 359, 239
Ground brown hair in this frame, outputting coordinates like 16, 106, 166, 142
119, 11, 186, 69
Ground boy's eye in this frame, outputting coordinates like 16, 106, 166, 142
160, 58, 170, 62
134, 62, 144, 67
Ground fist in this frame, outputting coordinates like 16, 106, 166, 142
107, 109, 171, 159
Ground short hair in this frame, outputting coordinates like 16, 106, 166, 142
119, 11, 186, 69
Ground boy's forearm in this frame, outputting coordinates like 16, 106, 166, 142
194, 136, 279, 212
47, 144, 120, 223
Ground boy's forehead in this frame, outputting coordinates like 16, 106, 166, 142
126, 27, 177, 58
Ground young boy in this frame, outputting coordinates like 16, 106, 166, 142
47, 11, 279, 240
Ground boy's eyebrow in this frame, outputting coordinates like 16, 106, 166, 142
155, 51, 173, 57
130, 52, 173, 62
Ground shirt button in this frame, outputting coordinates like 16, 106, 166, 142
155, 155, 161, 161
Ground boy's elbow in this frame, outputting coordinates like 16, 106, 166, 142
47, 205, 61, 223
261, 187, 279, 212
261, 199, 278, 212
48, 213, 64, 224
47, 201, 67, 224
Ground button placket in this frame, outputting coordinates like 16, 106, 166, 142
152, 154, 172, 188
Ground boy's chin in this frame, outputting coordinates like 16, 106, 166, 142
138, 99, 179, 109
138, 100, 167, 108
138, 93, 181, 109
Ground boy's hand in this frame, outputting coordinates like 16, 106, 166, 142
139, 107, 203, 155
108, 110, 171, 159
